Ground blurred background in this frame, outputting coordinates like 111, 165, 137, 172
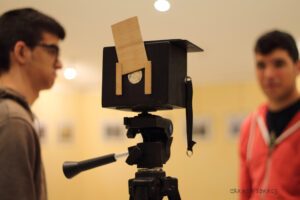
1, 0, 300, 199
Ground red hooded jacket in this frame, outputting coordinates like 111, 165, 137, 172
239, 103, 300, 200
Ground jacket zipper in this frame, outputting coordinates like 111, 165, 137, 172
260, 132, 276, 200
256, 116, 300, 199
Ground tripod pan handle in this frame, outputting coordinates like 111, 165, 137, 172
63, 153, 116, 179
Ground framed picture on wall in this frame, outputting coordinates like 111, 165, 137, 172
100, 118, 126, 141
182, 115, 213, 141
34, 119, 48, 144
57, 121, 75, 143
226, 113, 248, 140
193, 116, 213, 140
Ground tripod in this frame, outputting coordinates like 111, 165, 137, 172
62, 112, 181, 200
124, 112, 181, 200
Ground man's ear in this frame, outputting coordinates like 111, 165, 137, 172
12, 41, 31, 65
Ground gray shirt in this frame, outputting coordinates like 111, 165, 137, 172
0, 87, 47, 200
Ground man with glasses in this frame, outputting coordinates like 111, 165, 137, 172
0, 8, 65, 200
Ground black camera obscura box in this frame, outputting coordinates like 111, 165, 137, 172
102, 39, 202, 112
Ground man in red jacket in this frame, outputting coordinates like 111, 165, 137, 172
239, 30, 300, 200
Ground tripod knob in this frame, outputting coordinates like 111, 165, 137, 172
127, 128, 138, 138
126, 146, 142, 165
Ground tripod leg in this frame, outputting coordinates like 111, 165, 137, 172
129, 176, 165, 200
129, 179, 152, 200
135, 186, 149, 200
167, 189, 181, 200
162, 177, 181, 200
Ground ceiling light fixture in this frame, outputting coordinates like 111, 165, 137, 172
64, 67, 77, 80
154, 0, 170, 12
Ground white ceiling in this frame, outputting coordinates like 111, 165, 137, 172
1, 0, 300, 88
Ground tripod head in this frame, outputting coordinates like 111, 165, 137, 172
63, 112, 174, 177
125, 112, 173, 168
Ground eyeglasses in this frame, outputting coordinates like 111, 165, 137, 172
36, 43, 60, 61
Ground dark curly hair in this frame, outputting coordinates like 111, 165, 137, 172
255, 30, 299, 63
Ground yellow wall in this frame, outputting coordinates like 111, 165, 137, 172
32, 80, 266, 200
